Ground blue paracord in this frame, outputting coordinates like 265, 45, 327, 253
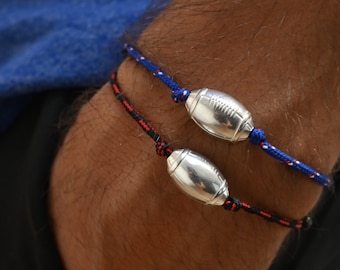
249, 128, 330, 186
125, 44, 190, 103
125, 44, 331, 187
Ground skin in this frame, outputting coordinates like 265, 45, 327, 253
50, 0, 340, 269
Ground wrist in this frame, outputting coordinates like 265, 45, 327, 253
50, 1, 340, 269
126, 0, 340, 214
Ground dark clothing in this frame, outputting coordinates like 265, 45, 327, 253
0, 89, 80, 269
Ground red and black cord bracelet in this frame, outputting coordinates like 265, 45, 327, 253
110, 72, 312, 230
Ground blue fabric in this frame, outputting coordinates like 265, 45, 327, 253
0, 0, 158, 132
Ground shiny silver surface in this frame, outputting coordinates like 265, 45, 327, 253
167, 149, 229, 206
185, 88, 254, 142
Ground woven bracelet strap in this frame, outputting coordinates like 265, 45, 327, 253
110, 72, 312, 230
124, 44, 330, 187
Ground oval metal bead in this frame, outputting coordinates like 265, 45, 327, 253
167, 149, 229, 206
185, 88, 254, 142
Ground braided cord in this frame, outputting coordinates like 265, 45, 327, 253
224, 198, 311, 229
110, 72, 172, 157
110, 72, 310, 230
249, 128, 330, 186
124, 44, 331, 188
125, 44, 190, 103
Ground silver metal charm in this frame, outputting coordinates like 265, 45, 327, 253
185, 88, 254, 142
167, 149, 229, 206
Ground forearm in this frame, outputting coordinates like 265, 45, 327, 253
50, 0, 340, 269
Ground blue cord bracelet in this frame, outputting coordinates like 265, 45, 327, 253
124, 44, 331, 187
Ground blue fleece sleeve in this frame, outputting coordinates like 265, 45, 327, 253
0, 0, 161, 132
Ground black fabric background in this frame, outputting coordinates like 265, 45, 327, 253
0, 90, 80, 270
0, 90, 338, 269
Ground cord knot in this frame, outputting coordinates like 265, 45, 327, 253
249, 128, 266, 145
223, 197, 242, 212
171, 88, 190, 103
155, 141, 172, 157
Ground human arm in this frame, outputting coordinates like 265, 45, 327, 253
50, 0, 340, 269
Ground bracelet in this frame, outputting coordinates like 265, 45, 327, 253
124, 44, 330, 187
110, 72, 312, 230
